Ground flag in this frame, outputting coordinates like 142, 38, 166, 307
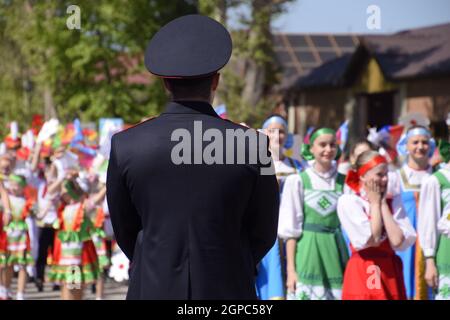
377, 125, 405, 160
71, 119, 84, 144
303, 126, 315, 144
61, 123, 76, 145
214, 104, 227, 119
82, 128, 98, 142
31, 114, 44, 136
99, 118, 124, 158
336, 120, 349, 151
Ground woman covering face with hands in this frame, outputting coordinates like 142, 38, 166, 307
337, 150, 417, 299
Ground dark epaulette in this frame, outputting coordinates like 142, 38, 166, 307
221, 118, 249, 128
121, 116, 158, 133
223, 118, 241, 126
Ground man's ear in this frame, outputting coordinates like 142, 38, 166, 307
211, 73, 220, 91
162, 78, 171, 92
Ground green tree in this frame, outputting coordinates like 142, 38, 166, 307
0, 0, 197, 137
199, 0, 293, 127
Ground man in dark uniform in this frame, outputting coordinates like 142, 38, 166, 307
106, 14, 279, 300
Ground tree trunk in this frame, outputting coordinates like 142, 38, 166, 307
43, 84, 57, 120
241, 0, 272, 108
242, 58, 265, 108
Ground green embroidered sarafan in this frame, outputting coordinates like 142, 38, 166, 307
48, 202, 101, 284
3, 197, 34, 267
317, 196, 332, 210
91, 227, 111, 269
290, 170, 348, 300
6, 253, 34, 266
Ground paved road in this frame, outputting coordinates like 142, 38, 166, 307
9, 277, 128, 300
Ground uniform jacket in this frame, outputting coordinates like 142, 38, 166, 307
107, 100, 279, 299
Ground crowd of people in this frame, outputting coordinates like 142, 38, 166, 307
0, 117, 125, 300
259, 114, 450, 300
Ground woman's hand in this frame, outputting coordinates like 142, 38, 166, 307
286, 268, 298, 295
366, 178, 382, 204
425, 258, 439, 290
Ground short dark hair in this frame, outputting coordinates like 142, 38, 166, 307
164, 74, 215, 100
349, 139, 375, 156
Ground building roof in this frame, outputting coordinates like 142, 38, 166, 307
363, 22, 450, 80
272, 33, 359, 90
281, 22, 450, 93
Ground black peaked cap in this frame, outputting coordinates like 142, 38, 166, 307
144, 14, 232, 78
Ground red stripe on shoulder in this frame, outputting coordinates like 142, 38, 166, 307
223, 119, 252, 129
121, 116, 158, 132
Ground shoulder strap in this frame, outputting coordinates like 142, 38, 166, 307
399, 167, 421, 190
72, 202, 85, 232
432, 163, 442, 173
399, 167, 408, 185
335, 173, 345, 193
299, 170, 312, 190
434, 170, 449, 187
121, 116, 157, 133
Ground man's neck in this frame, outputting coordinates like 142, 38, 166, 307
173, 98, 212, 104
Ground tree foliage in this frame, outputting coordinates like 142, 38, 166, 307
0, 0, 196, 136
0, 0, 294, 136
199, 0, 293, 127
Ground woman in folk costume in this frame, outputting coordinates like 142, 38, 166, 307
48, 169, 100, 300
1, 174, 35, 300
263, 115, 303, 185
278, 128, 348, 300
390, 125, 436, 299
85, 178, 109, 300
338, 150, 417, 300
256, 115, 303, 300
337, 139, 376, 257
418, 140, 450, 300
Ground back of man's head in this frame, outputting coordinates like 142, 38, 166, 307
164, 74, 215, 101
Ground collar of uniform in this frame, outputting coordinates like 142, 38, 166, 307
163, 100, 220, 117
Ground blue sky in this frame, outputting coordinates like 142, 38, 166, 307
229, 0, 450, 34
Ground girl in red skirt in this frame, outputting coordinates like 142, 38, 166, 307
0, 179, 10, 299
1, 174, 35, 300
48, 170, 100, 300
337, 150, 417, 299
